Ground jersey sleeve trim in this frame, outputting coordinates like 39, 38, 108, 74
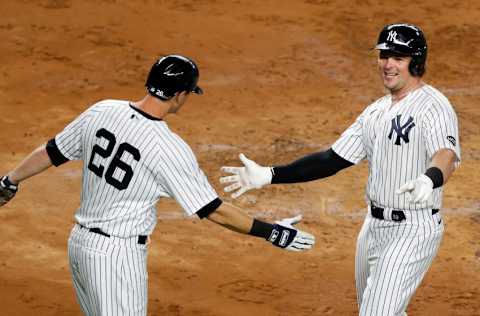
196, 198, 223, 219
46, 138, 70, 166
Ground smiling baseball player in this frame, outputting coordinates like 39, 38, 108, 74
0, 54, 315, 315
220, 23, 461, 316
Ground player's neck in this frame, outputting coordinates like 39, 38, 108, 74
390, 79, 424, 104
132, 95, 170, 119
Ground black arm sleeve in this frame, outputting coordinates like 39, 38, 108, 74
45, 138, 70, 167
271, 148, 354, 184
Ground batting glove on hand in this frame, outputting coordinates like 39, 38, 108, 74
396, 174, 433, 204
220, 153, 272, 198
0, 176, 18, 207
269, 215, 315, 252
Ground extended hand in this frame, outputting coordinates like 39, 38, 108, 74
396, 174, 433, 204
0, 176, 18, 207
220, 153, 272, 198
270, 215, 315, 252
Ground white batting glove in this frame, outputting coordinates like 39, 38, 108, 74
396, 174, 433, 204
271, 215, 315, 252
220, 153, 272, 198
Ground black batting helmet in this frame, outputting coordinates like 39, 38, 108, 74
375, 23, 428, 77
145, 54, 203, 101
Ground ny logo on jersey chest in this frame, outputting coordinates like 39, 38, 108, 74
388, 115, 415, 145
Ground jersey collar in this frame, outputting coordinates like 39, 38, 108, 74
129, 103, 163, 121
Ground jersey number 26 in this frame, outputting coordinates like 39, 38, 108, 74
87, 128, 141, 190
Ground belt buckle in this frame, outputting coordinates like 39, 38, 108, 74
391, 210, 406, 222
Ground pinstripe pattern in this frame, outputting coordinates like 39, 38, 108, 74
333, 85, 460, 315
54, 99, 219, 315
55, 99, 218, 237
69, 224, 148, 316
356, 209, 443, 316
333, 85, 460, 210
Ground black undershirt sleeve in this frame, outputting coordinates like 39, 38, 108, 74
196, 198, 223, 219
46, 138, 70, 167
271, 148, 354, 184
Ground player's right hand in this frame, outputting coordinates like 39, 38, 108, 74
220, 153, 272, 198
0, 176, 18, 207
269, 215, 315, 251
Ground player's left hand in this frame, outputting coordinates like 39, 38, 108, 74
220, 153, 272, 198
396, 174, 433, 204
0, 176, 18, 207
269, 215, 315, 252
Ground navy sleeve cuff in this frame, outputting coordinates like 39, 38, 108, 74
46, 138, 70, 167
196, 198, 223, 219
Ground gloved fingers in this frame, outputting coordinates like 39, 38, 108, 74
221, 166, 242, 175
224, 182, 242, 193
279, 214, 303, 226
287, 237, 315, 251
396, 181, 415, 195
219, 175, 240, 184
285, 245, 302, 252
296, 231, 315, 243
413, 188, 431, 204
239, 153, 257, 169
291, 242, 314, 250
231, 187, 247, 199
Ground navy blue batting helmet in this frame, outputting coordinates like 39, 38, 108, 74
375, 23, 428, 77
145, 54, 203, 101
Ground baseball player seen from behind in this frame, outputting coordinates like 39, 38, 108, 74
0, 54, 315, 316
220, 23, 461, 316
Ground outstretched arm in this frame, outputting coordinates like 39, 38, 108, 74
204, 202, 315, 252
271, 148, 354, 183
7, 144, 53, 184
220, 148, 354, 198
0, 144, 53, 206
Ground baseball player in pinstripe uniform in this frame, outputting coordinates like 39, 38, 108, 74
220, 23, 461, 315
0, 54, 315, 315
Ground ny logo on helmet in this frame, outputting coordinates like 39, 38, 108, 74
388, 115, 415, 145
387, 30, 398, 42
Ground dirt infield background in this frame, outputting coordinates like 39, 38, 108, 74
1, 0, 479, 315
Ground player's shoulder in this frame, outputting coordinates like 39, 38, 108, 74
151, 125, 198, 163
361, 95, 388, 117
419, 85, 453, 108
151, 123, 190, 148
90, 99, 130, 110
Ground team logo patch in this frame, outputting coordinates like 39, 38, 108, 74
388, 115, 415, 145
447, 136, 456, 146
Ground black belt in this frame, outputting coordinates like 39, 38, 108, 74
79, 224, 148, 245
371, 205, 439, 222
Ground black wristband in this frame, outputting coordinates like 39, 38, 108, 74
196, 198, 222, 219
249, 219, 274, 239
424, 167, 444, 189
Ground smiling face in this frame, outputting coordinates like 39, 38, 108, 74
377, 50, 418, 95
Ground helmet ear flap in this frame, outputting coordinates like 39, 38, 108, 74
408, 54, 427, 77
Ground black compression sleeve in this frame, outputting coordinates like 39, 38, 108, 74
271, 148, 354, 184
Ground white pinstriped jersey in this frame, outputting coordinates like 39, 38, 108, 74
332, 84, 461, 211
55, 99, 218, 237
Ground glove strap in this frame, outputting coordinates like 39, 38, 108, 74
268, 224, 297, 248
1, 176, 18, 192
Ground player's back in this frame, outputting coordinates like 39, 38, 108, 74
65, 99, 182, 237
